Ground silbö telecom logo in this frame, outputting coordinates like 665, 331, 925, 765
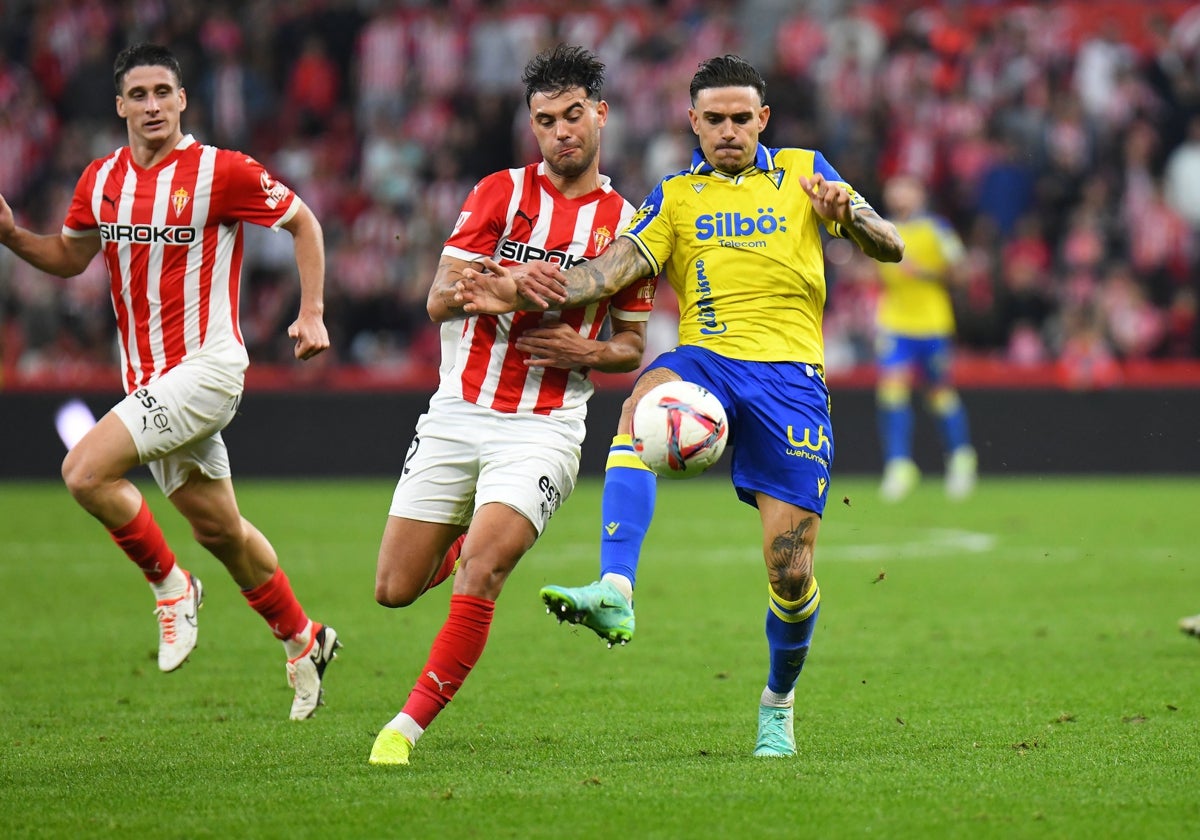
694, 207, 785, 247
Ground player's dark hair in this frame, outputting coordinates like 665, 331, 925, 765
113, 43, 183, 94
689, 54, 766, 106
522, 44, 605, 106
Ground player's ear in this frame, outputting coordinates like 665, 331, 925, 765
178, 86, 187, 113
115, 95, 125, 119
758, 104, 770, 132
595, 99, 608, 128
688, 108, 700, 136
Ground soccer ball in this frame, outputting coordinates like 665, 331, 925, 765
631, 380, 728, 479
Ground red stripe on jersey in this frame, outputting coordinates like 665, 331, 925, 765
105, 245, 135, 393
228, 227, 244, 345
159, 160, 192, 370
461, 315, 498, 404
531, 306, 590, 415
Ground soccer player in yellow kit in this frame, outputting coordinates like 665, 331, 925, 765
874, 174, 977, 502
457, 55, 905, 757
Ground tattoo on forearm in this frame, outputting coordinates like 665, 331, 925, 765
767, 516, 816, 600
560, 238, 648, 308
847, 209, 905, 262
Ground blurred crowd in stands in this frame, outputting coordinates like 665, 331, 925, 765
3, 0, 1200, 390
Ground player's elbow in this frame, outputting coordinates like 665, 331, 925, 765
879, 237, 905, 263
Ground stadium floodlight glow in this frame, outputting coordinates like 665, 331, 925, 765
55, 399, 97, 450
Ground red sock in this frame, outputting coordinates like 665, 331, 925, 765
421, 534, 466, 595
242, 567, 310, 640
109, 498, 176, 584
402, 593, 495, 729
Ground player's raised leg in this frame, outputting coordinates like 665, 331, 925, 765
541, 372, 676, 646
61, 410, 204, 672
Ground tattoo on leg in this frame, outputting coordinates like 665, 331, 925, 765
768, 516, 815, 601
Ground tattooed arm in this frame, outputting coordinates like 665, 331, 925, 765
838, 206, 906, 264
457, 237, 652, 314
798, 173, 905, 264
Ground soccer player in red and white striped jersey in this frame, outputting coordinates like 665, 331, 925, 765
368, 44, 657, 767
0, 43, 339, 719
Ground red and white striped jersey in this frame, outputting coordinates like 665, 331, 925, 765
62, 134, 299, 394
438, 161, 656, 416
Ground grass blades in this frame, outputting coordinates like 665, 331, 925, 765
1, 476, 1198, 838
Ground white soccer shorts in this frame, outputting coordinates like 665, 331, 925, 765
111, 360, 244, 496
388, 396, 585, 535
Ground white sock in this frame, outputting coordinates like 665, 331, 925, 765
150, 564, 188, 601
601, 572, 633, 604
386, 712, 424, 745
760, 687, 794, 708
283, 619, 314, 660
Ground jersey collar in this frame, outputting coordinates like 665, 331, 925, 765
689, 144, 774, 177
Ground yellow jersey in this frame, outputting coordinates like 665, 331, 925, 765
875, 214, 964, 337
620, 145, 873, 364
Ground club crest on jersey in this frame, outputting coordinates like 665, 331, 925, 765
592, 225, 613, 253
766, 168, 786, 189
171, 188, 190, 217
259, 170, 291, 209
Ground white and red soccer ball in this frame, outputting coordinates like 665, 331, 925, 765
631, 380, 728, 479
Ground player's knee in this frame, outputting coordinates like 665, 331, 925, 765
877, 378, 910, 408
454, 553, 515, 601
374, 576, 419, 608
771, 569, 814, 603
618, 394, 638, 431
61, 449, 104, 503
927, 387, 961, 415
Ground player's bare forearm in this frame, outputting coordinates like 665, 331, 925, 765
515, 320, 645, 372
588, 323, 646, 373
554, 238, 650, 310
427, 256, 480, 322
0, 201, 98, 277
283, 202, 330, 359
844, 207, 905, 263
284, 202, 326, 315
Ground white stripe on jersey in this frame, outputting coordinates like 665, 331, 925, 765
183, 146, 215, 359
145, 162, 177, 371
114, 161, 141, 381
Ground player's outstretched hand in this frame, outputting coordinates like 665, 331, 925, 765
798, 173, 852, 225
288, 311, 330, 360
513, 259, 568, 307
458, 257, 565, 314
516, 321, 595, 368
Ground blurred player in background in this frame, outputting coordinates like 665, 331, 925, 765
0, 43, 339, 720
367, 44, 655, 767
457, 54, 905, 757
1181, 613, 1200, 638
873, 174, 977, 502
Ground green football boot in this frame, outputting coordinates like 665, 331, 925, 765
540, 579, 635, 647
753, 704, 796, 757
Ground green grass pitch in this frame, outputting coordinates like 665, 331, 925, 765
1, 475, 1198, 838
